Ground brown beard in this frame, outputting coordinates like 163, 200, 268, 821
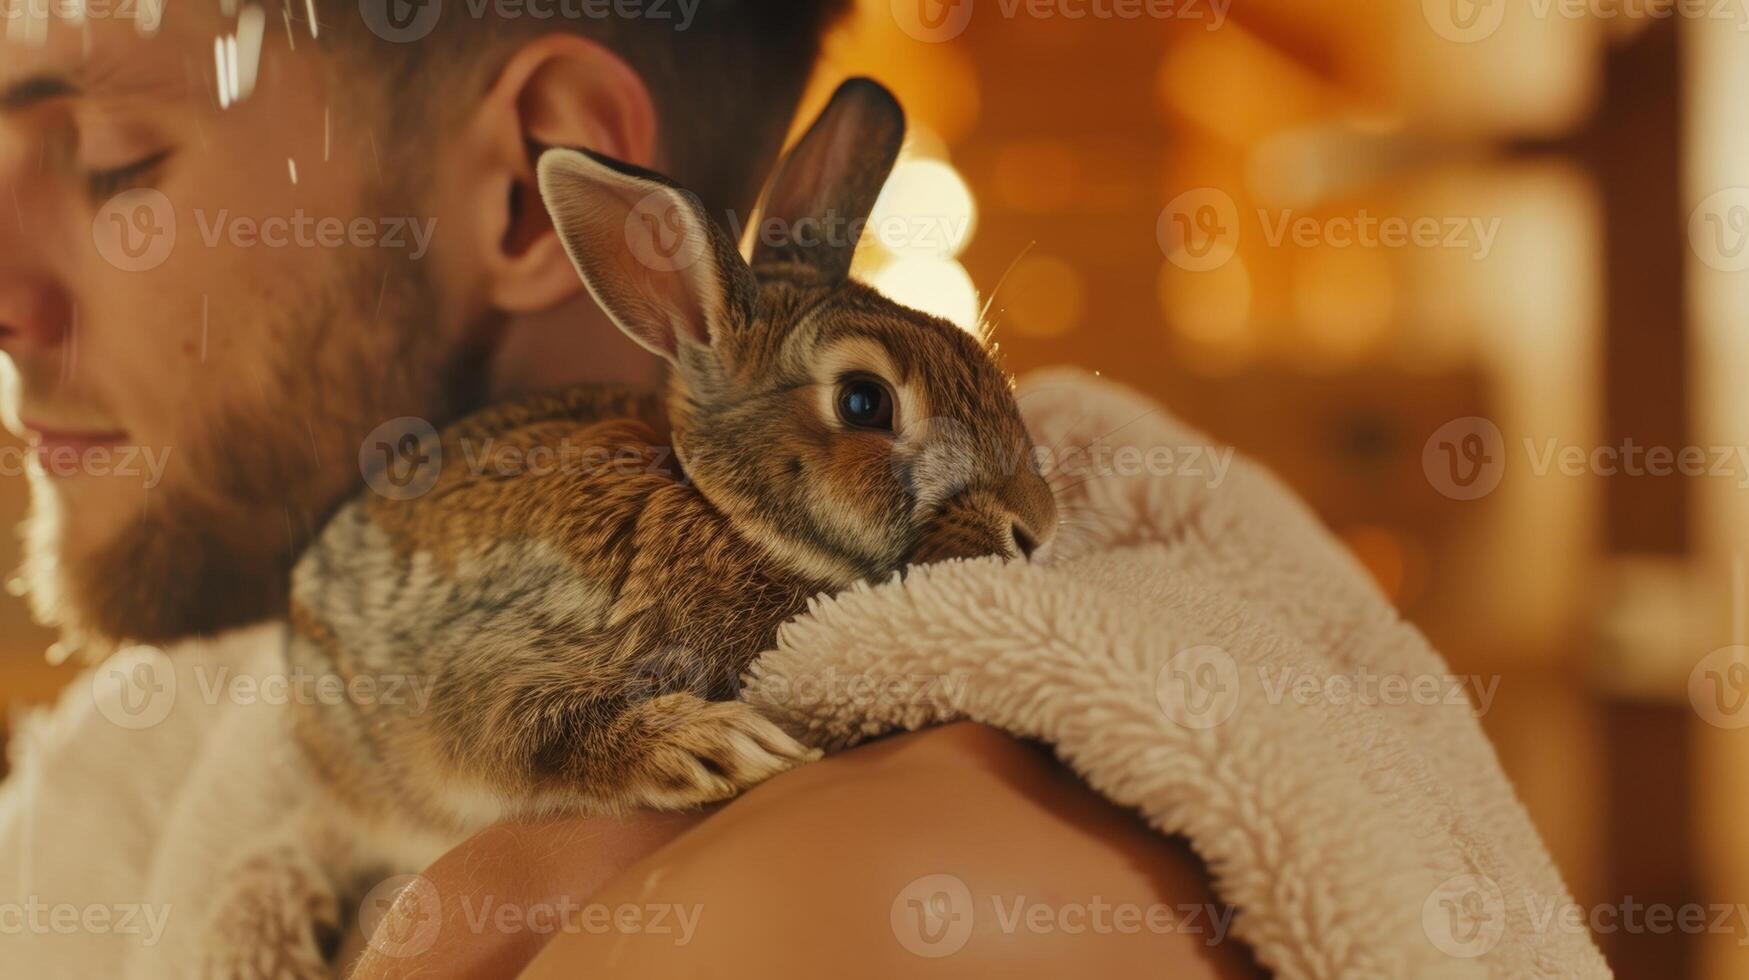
19, 240, 482, 654
35, 490, 297, 647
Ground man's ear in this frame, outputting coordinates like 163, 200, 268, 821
536, 148, 756, 363
463, 34, 660, 315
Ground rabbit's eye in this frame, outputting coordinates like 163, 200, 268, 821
835, 378, 895, 432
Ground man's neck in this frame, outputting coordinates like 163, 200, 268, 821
488, 296, 666, 401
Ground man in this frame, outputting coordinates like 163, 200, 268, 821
0, 4, 1260, 976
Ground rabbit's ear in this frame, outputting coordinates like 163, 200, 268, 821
750, 77, 906, 281
538, 148, 755, 363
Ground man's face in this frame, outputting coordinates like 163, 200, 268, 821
0, 12, 474, 648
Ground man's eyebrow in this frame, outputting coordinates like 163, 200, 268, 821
0, 74, 80, 112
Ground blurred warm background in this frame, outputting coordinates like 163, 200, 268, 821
4, 3, 1747, 977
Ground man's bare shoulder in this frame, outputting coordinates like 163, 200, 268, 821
520, 722, 1265, 979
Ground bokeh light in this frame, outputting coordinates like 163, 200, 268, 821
1158, 257, 1256, 373
869, 256, 982, 334
868, 158, 977, 259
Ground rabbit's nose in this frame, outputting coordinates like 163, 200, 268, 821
1008, 521, 1038, 559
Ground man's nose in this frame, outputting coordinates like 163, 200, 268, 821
0, 131, 73, 356
0, 274, 70, 354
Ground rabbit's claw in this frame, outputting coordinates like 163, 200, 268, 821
619, 696, 822, 810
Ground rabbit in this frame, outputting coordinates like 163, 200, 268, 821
195, 78, 1057, 977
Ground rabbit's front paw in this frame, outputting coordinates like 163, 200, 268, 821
621, 695, 822, 809
203, 843, 340, 980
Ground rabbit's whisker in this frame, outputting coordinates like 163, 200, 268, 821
977, 240, 1037, 346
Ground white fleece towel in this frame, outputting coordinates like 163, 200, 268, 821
0, 368, 1608, 978
743, 368, 1611, 979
